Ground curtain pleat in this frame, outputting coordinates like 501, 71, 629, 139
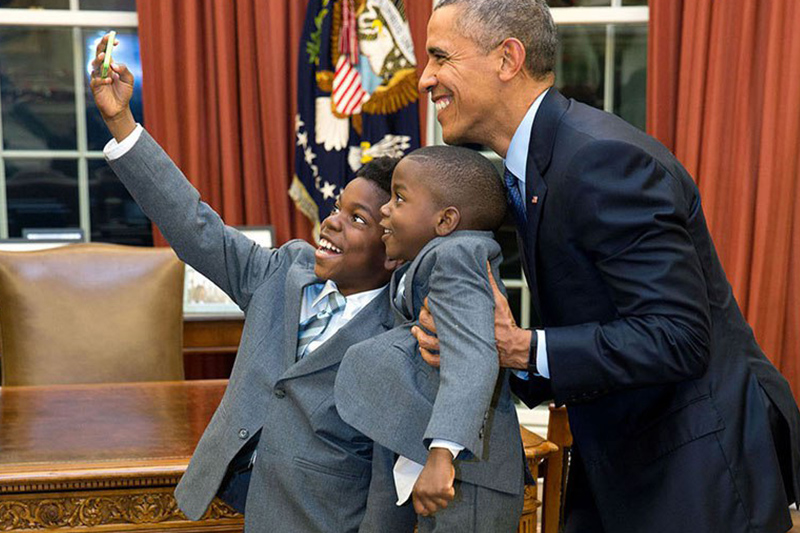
648, 0, 800, 401
137, 0, 432, 247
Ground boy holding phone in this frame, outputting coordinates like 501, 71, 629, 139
90, 34, 414, 533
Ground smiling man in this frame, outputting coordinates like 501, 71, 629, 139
89, 34, 417, 533
412, 1, 800, 532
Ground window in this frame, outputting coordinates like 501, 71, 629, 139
0, 1, 151, 245
426, 0, 649, 331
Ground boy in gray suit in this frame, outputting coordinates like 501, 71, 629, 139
90, 34, 415, 533
336, 146, 526, 532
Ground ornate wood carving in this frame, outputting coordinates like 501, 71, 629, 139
0, 492, 240, 531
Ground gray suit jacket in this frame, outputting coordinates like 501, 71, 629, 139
336, 231, 524, 496
108, 130, 400, 533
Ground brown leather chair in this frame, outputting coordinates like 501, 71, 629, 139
0, 243, 185, 386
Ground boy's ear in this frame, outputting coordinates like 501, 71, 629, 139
435, 206, 461, 236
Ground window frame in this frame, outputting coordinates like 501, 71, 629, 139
0, 2, 138, 240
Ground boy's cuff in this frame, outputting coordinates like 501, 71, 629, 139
103, 123, 144, 161
429, 439, 463, 460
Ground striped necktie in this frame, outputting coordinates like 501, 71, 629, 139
504, 167, 527, 230
296, 291, 346, 360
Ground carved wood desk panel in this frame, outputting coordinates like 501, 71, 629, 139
0, 380, 243, 533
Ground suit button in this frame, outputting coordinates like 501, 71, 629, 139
479, 428, 484, 439
274, 389, 286, 399
238, 428, 249, 440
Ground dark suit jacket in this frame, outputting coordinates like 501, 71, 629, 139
510, 89, 800, 533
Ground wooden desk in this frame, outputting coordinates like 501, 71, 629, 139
182, 316, 243, 380
0, 380, 243, 532
0, 379, 558, 532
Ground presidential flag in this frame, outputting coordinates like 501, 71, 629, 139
291, 0, 421, 240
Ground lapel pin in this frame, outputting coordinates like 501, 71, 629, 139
531, 196, 539, 204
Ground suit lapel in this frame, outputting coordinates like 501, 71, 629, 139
523, 89, 570, 320
279, 286, 393, 380
389, 264, 411, 321
282, 264, 320, 371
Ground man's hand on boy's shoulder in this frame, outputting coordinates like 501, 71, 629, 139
412, 448, 455, 516
413, 300, 441, 367
412, 262, 531, 370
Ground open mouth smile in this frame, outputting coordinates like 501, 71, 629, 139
316, 237, 342, 257
433, 95, 452, 113
380, 226, 394, 242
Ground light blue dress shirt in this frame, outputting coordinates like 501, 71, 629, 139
505, 89, 550, 379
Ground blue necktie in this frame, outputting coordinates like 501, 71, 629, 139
504, 167, 527, 230
296, 291, 346, 360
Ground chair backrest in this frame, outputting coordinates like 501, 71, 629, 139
0, 243, 185, 386
541, 405, 573, 533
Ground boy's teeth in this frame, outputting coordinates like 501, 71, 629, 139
319, 238, 342, 254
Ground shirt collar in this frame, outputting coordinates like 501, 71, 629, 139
311, 279, 386, 320
505, 88, 550, 184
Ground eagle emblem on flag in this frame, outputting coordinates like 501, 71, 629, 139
291, 0, 421, 240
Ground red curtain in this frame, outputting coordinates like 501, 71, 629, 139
648, 0, 800, 400
136, 0, 431, 247
137, 0, 311, 246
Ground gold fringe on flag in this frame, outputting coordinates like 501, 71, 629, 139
289, 175, 321, 243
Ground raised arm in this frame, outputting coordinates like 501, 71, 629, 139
90, 33, 288, 308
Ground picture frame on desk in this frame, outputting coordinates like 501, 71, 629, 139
183, 226, 275, 316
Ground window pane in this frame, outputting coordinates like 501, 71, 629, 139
613, 24, 647, 131
0, 27, 77, 150
88, 159, 152, 246
5, 158, 80, 237
622, 0, 647, 5
555, 25, 606, 111
79, 0, 136, 11
548, 0, 611, 7
83, 29, 143, 151
0, 0, 69, 8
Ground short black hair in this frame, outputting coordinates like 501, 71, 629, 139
404, 146, 507, 231
354, 156, 398, 197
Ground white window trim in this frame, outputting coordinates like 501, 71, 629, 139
0, 4, 138, 239
0, 10, 137, 28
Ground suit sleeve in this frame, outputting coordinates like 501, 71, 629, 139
422, 241, 499, 459
107, 129, 295, 310
546, 140, 711, 405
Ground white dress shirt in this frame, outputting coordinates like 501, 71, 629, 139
505, 89, 550, 380
299, 280, 384, 354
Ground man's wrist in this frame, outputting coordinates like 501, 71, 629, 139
104, 108, 136, 142
499, 328, 533, 370
527, 329, 538, 375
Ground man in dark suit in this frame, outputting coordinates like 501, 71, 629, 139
413, 1, 800, 531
